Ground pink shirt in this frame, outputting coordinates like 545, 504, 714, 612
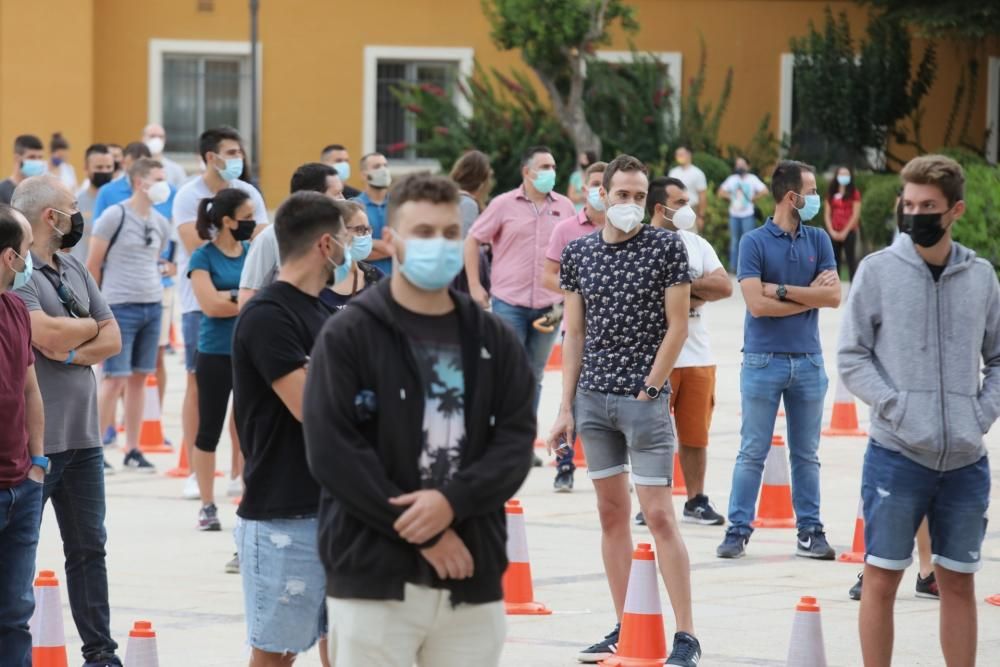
546, 208, 600, 263
470, 186, 576, 309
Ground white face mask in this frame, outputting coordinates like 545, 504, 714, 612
606, 203, 644, 233
145, 138, 165, 155
146, 180, 171, 205
667, 204, 697, 231
368, 166, 391, 189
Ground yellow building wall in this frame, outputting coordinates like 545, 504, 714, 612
0, 0, 94, 186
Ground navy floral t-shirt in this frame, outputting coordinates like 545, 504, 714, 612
560, 224, 690, 395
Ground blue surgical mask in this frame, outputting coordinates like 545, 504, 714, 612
587, 186, 606, 212
20, 159, 46, 178
400, 238, 464, 291
837, 174, 851, 187
532, 169, 556, 194
351, 234, 373, 261
11, 250, 33, 290
217, 158, 244, 181
794, 193, 822, 222
333, 162, 351, 182
327, 242, 353, 285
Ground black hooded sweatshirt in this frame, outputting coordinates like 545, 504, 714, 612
303, 279, 536, 604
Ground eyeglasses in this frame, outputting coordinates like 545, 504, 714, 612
346, 225, 372, 236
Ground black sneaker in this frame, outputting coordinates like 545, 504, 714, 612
849, 573, 863, 600
554, 467, 574, 493
916, 571, 940, 599
634, 511, 646, 526
533, 453, 544, 468
716, 531, 748, 559
666, 631, 702, 666
198, 504, 222, 532
796, 528, 836, 560
576, 623, 619, 663
122, 449, 155, 473
682, 495, 725, 526
103, 458, 116, 475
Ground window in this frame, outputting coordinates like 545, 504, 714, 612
363, 47, 474, 164
988, 57, 1000, 164
148, 40, 259, 156
594, 51, 683, 123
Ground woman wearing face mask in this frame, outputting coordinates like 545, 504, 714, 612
448, 150, 493, 295
321, 201, 384, 312
824, 166, 862, 281
47, 132, 77, 191
188, 188, 255, 532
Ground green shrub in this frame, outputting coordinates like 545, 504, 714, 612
953, 163, 1000, 278
693, 152, 730, 189
935, 146, 989, 169
858, 174, 900, 251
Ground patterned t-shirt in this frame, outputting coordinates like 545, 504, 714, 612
560, 224, 691, 395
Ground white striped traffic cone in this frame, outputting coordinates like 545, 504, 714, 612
752, 435, 796, 528
786, 596, 827, 667
29, 570, 68, 667
600, 543, 667, 666
839, 498, 865, 563
124, 620, 160, 666
502, 499, 551, 615
822, 377, 866, 437
139, 375, 171, 454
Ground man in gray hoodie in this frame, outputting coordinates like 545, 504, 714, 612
838, 154, 999, 667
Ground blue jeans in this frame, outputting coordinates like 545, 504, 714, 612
105, 303, 162, 377
726, 353, 829, 536
729, 215, 756, 270
0, 476, 44, 666
491, 297, 559, 414
42, 447, 119, 664
181, 310, 202, 373
862, 442, 990, 573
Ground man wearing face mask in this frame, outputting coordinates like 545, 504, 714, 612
304, 174, 535, 667
11, 175, 124, 667
321, 143, 361, 199
645, 177, 732, 527
87, 159, 173, 472
141, 123, 187, 187
548, 155, 701, 666
668, 146, 708, 232
0, 134, 46, 205
465, 145, 576, 415
72, 144, 117, 265
838, 155, 999, 667
354, 152, 395, 275
717, 160, 841, 561
0, 204, 47, 667
718, 157, 767, 271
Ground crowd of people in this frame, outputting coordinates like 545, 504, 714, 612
0, 120, 995, 667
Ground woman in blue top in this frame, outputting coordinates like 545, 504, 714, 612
188, 188, 254, 532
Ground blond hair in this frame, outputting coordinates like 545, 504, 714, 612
901, 155, 965, 206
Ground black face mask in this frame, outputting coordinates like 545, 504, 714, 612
901, 212, 948, 248
232, 219, 256, 242
57, 211, 85, 249
91, 171, 114, 188
736, 167, 747, 176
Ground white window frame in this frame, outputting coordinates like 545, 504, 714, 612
594, 50, 683, 125
779, 52, 795, 148
987, 57, 1000, 164
147, 39, 262, 159
362, 46, 475, 163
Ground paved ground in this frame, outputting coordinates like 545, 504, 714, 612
36, 278, 1000, 666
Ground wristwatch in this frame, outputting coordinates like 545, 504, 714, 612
776, 284, 788, 302
643, 385, 661, 400
31, 456, 51, 475
229, 289, 239, 304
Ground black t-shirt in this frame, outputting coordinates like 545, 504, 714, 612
0, 178, 16, 205
343, 184, 362, 200
320, 262, 385, 312
926, 261, 946, 282
233, 281, 331, 520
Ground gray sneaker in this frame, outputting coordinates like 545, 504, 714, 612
716, 531, 748, 559
682, 494, 725, 526
796, 528, 836, 560
198, 503, 222, 532
224, 553, 240, 574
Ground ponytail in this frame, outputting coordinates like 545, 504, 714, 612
195, 187, 252, 240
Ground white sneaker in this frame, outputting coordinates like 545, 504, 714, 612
182, 474, 200, 500
227, 476, 244, 498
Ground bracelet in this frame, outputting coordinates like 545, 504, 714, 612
64, 349, 76, 365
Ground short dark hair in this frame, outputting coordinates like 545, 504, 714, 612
387, 174, 459, 228
0, 204, 25, 259
123, 141, 152, 161
85, 143, 110, 160
584, 161, 608, 181
107, 142, 122, 151
602, 154, 649, 192
274, 191, 344, 263
321, 144, 346, 157
676, 144, 692, 154
195, 188, 252, 241
13, 134, 43, 155
646, 176, 687, 217
50, 132, 69, 152
770, 160, 816, 202
360, 152, 384, 170
290, 162, 337, 194
128, 158, 163, 184
449, 150, 492, 194
521, 145, 552, 167
901, 154, 965, 206
199, 127, 243, 161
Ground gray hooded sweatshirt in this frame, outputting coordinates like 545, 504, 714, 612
838, 233, 1000, 471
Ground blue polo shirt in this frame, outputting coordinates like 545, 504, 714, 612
737, 218, 836, 354
354, 191, 392, 275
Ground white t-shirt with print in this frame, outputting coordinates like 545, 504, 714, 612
719, 173, 767, 218
668, 165, 708, 207
675, 229, 724, 368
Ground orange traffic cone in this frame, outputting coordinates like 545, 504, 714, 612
139, 375, 172, 454
600, 543, 667, 666
29, 570, 68, 667
165, 444, 190, 478
752, 435, 796, 528
502, 500, 551, 615
838, 499, 865, 563
671, 454, 687, 497
124, 620, 160, 666
822, 378, 867, 437
786, 596, 827, 667
986, 594, 1000, 606
545, 343, 562, 372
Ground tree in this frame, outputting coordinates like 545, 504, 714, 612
481, 0, 638, 157
858, 1, 1000, 41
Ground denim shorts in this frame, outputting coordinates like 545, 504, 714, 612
104, 303, 161, 377
235, 517, 327, 654
574, 387, 675, 485
181, 311, 202, 373
862, 441, 990, 574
